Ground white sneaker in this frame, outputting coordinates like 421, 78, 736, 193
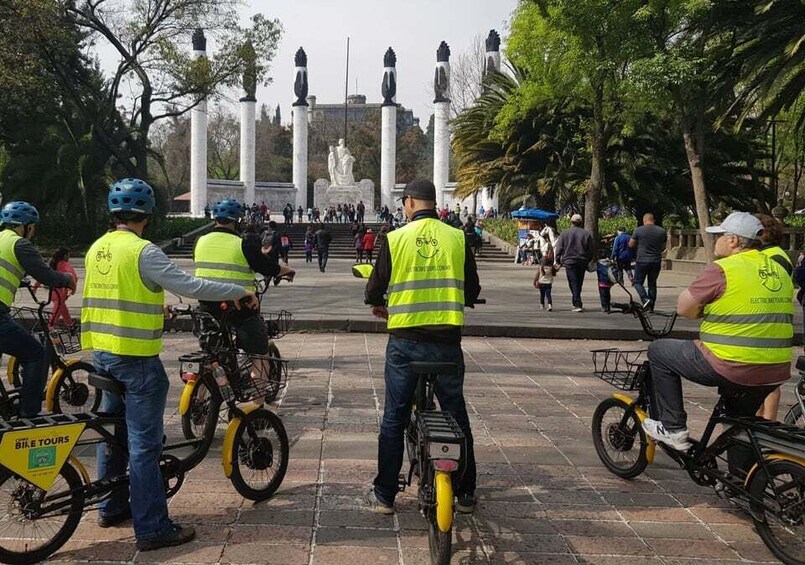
547, 305, 553, 311
642, 419, 692, 451
571, 307, 584, 313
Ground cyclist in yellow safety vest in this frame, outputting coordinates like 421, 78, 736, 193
364, 179, 481, 515
194, 198, 294, 357
643, 212, 793, 450
0, 201, 76, 417
81, 179, 258, 552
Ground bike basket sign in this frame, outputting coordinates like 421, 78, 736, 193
0, 423, 85, 490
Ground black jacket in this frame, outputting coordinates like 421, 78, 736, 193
365, 210, 481, 344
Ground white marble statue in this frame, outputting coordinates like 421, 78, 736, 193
328, 138, 356, 186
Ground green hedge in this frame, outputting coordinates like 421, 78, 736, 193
484, 217, 639, 246
147, 217, 211, 242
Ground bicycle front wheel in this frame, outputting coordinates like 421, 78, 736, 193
50, 361, 100, 414
265, 342, 282, 403
784, 403, 805, 428
592, 397, 649, 479
428, 469, 453, 565
0, 462, 85, 565
229, 409, 288, 501
749, 458, 805, 565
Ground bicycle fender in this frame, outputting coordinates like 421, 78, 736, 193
6, 356, 18, 386
743, 453, 805, 488
222, 404, 263, 478
434, 469, 453, 533
612, 393, 656, 464
69, 454, 91, 485
178, 381, 198, 416
45, 358, 86, 412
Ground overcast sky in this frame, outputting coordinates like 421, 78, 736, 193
241, 0, 518, 125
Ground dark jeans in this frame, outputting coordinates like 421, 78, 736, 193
317, 248, 329, 270
93, 352, 173, 541
539, 284, 552, 306
598, 286, 611, 310
634, 261, 662, 308
647, 339, 775, 430
615, 259, 633, 283
564, 263, 587, 308
374, 337, 476, 505
0, 312, 46, 416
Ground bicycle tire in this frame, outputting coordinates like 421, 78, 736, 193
749, 458, 805, 565
8, 356, 20, 387
591, 397, 649, 479
0, 462, 85, 565
229, 409, 289, 501
181, 375, 221, 441
50, 361, 100, 414
426, 465, 453, 565
784, 403, 805, 428
264, 342, 282, 403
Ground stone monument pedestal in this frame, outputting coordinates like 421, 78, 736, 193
313, 179, 375, 211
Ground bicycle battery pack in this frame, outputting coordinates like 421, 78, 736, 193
418, 411, 464, 461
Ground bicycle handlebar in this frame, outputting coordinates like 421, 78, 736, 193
609, 299, 677, 339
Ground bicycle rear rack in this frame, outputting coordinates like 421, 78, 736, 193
418, 410, 465, 462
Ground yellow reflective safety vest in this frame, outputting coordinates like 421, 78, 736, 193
386, 218, 465, 329
194, 231, 255, 292
700, 250, 793, 364
81, 230, 164, 356
0, 229, 24, 309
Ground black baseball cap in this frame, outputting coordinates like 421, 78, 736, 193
401, 179, 436, 201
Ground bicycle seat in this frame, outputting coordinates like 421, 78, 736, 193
88, 373, 126, 396
409, 362, 460, 376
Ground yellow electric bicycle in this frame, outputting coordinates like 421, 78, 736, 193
592, 295, 805, 564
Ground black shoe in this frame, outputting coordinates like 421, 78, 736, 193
456, 494, 477, 514
136, 524, 196, 552
98, 507, 131, 528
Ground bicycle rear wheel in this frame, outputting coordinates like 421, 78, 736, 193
0, 462, 85, 565
50, 361, 101, 414
427, 466, 453, 565
229, 409, 288, 501
749, 458, 805, 565
592, 397, 649, 479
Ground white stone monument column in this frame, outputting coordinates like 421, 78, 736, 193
485, 29, 502, 75
380, 47, 398, 210
292, 48, 309, 210
433, 41, 451, 210
190, 29, 208, 217
240, 101, 256, 206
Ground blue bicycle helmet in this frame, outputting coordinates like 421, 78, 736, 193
212, 199, 243, 222
1, 201, 40, 226
108, 178, 155, 214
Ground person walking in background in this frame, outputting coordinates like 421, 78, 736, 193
597, 255, 614, 313
630, 213, 667, 311
554, 214, 594, 312
534, 252, 555, 311
34, 247, 78, 328
354, 228, 365, 263
314, 223, 332, 272
304, 226, 315, 264
297, 206, 304, 223
611, 226, 635, 284
363, 228, 376, 263
279, 230, 292, 265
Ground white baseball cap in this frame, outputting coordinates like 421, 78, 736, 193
705, 212, 763, 240
570, 213, 583, 223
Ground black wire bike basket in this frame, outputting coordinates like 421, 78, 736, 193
591, 348, 648, 391
49, 324, 82, 355
264, 310, 293, 339
220, 352, 289, 403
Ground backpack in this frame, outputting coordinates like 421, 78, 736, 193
280, 235, 290, 247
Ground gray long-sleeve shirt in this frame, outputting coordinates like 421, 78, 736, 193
0, 237, 74, 313
139, 244, 248, 301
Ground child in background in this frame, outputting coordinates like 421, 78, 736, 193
34, 247, 78, 329
597, 256, 614, 313
534, 253, 556, 311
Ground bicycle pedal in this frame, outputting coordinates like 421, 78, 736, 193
398, 473, 407, 492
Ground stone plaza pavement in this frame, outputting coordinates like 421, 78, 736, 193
41, 332, 799, 565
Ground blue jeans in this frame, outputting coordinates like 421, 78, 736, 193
374, 337, 476, 505
0, 312, 46, 417
93, 352, 173, 541
317, 248, 329, 270
564, 263, 587, 308
634, 261, 662, 308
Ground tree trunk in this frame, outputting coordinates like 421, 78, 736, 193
585, 83, 605, 246
681, 113, 713, 260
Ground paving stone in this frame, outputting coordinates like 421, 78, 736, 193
221, 542, 309, 564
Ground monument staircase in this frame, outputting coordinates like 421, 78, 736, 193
166, 220, 512, 263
